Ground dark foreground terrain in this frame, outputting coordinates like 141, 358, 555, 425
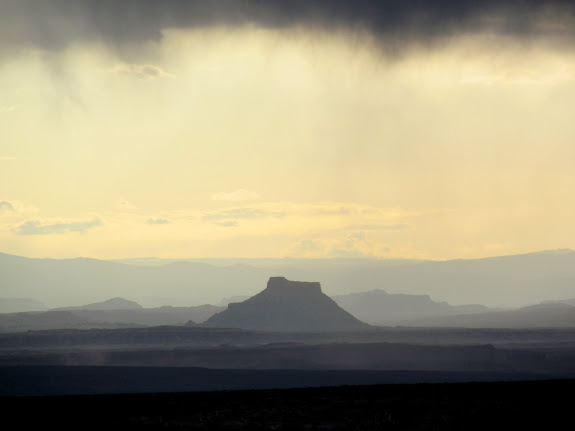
1, 366, 564, 396
2, 378, 573, 430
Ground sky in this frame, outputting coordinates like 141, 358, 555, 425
1, 0, 575, 261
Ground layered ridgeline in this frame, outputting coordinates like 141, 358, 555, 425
2, 250, 575, 308
0, 298, 224, 332
203, 277, 369, 332
332, 290, 489, 325
52, 297, 143, 311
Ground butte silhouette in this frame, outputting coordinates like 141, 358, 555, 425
203, 277, 369, 332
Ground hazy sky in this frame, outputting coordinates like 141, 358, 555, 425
1, 0, 575, 260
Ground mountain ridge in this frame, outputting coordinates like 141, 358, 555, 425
52, 297, 143, 311
332, 289, 489, 325
1, 250, 575, 308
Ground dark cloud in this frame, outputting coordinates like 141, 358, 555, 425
0, 201, 15, 212
1, 0, 574, 58
15, 218, 102, 235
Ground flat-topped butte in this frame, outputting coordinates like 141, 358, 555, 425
204, 277, 369, 332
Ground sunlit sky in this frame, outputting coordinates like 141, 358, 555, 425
1, 1, 575, 260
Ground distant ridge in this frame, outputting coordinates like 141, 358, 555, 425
2, 250, 575, 308
52, 298, 143, 311
332, 289, 488, 325
203, 277, 370, 332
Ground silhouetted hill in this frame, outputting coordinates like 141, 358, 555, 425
204, 277, 370, 332
333, 289, 489, 325
52, 297, 143, 311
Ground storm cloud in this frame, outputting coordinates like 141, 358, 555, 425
2, 1, 575, 261
2, 0, 574, 58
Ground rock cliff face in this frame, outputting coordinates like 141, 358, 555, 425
203, 277, 369, 332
